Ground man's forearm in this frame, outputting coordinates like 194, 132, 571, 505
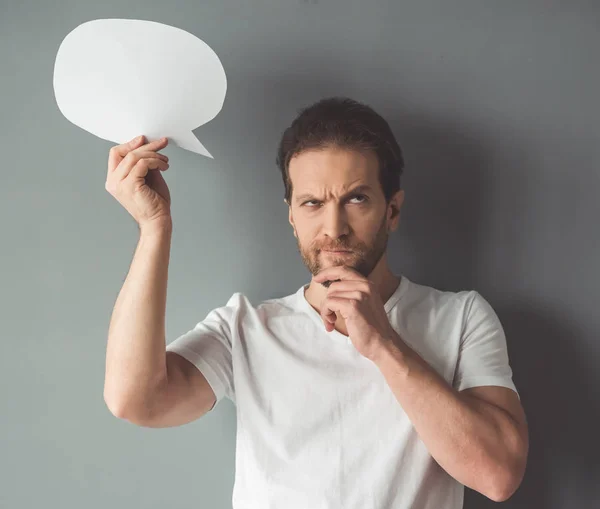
371, 333, 522, 502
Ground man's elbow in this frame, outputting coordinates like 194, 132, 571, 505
487, 474, 521, 503
485, 449, 528, 502
487, 477, 518, 503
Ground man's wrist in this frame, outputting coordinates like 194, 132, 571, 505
371, 332, 410, 374
140, 217, 173, 237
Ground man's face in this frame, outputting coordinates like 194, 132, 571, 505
287, 146, 403, 287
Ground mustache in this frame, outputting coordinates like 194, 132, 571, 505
317, 244, 355, 251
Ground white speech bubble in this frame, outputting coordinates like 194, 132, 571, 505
53, 18, 227, 158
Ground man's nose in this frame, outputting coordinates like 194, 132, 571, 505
322, 204, 350, 239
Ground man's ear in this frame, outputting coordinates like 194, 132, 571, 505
286, 199, 297, 237
388, 189, 405, 232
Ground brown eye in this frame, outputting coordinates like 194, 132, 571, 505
349, 195, 367, 203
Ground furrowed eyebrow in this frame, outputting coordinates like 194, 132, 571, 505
295, 185, 374, 204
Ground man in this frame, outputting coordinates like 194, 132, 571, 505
104, 97, 528, 509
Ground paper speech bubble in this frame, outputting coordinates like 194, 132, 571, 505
53, 18, 227, 158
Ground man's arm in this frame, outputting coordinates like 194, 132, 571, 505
372, 335, 529, 503
104, 220, 173, 417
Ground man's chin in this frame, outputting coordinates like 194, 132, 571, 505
317, 259, 361, 273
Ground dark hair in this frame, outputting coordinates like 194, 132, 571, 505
276, 97, 404, 204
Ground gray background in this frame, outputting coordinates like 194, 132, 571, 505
1, 0, 598, 508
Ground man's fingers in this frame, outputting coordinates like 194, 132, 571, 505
108, 136, 169, 173
115, 135, 146, 156
131, 137, 169, 161
129, 157, 169, 180
124, 138, 169, 169
113, 154, 169, 181
126, 150, 169, 163
108, 136, 146, 171
138, 137, 169, 152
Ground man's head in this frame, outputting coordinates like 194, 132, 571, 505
276, 97, 405, 286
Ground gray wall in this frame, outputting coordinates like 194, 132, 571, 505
1, 1, 598, 508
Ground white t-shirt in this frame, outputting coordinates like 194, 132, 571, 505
166, 274, 518, 509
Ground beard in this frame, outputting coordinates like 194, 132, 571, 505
296, 212, 389, 288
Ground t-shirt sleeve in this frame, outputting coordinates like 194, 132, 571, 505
166, 293, 240, 409
453, 291, 519, 398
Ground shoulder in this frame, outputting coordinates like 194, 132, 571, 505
400, 278, 502, 342
400, 276, 475, 318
